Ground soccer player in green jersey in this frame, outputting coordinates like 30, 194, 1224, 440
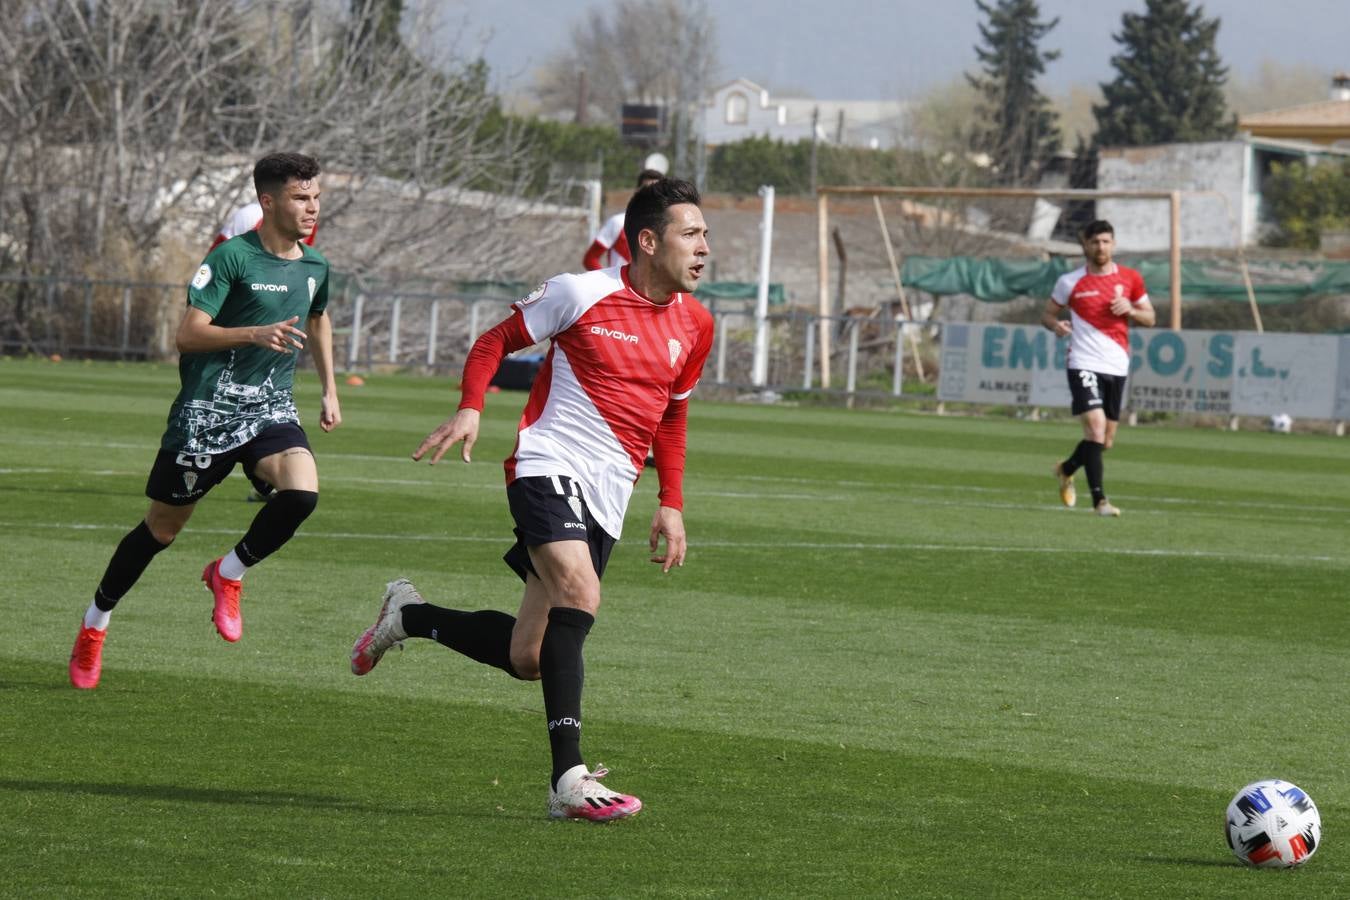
69, 152, 341, 689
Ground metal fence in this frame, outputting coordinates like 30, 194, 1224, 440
0, 273, 922, 399
0, 274, 181, 359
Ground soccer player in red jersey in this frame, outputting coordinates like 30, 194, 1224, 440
1041, 220, 1156, 516
581, 168, 664, 270
351, 178, 714, 821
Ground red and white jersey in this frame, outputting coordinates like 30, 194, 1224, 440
209, 201, 318, 251
506, 266, 713, 539
1051, 263, 1149, 376
582, 212, 631, 270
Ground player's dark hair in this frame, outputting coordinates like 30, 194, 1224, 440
1081, 219, 1114, 241
624, 178, 701, 255
635, 168, 664, 188
254, 152, 321, 198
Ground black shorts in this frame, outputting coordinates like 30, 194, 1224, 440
503, 475, 615, 583
145, 423, 311, 506
1067, 369, 1127, 420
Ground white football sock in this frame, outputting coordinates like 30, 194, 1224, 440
83, 602, 110, 630
218, 549, 248, 581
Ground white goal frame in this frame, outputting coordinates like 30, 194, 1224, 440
814, 186, 1182, 389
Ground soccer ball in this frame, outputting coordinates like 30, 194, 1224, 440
1225, 779, 1321, 868
1269, 412, 1293, 433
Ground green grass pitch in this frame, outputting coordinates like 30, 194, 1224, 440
1, 356, 1345, 898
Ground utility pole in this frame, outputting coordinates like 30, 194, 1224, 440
809, 106, 819, 195
575, 68, 589, 124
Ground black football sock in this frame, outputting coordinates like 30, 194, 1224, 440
400, 603, 523, 678
1082, 440, 1106, 506
1061, 440, 1089, 478
233, 490, 318, 566
540, 606, 594, 789
94, 521, 172, 610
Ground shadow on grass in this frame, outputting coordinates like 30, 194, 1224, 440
0, 777, 373, 811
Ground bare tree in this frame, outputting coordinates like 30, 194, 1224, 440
531, 0, 719, 142
0, 0, 578, 290
1226, 60, 1330, 116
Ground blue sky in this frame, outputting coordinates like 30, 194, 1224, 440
430, 0, 1350, 100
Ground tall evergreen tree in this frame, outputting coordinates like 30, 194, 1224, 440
1093, 0, 1233, 146
967, 0, 1062, 185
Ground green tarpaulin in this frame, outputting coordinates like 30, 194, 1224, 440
899, 256, 1350, 304
694, 281, 787, 304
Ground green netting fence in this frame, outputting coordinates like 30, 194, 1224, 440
898, 256, 1350, 304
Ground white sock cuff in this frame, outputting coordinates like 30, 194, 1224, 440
218, 549, 248, 581
84, 602, 111, 631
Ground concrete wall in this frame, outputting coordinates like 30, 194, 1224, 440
1096, 141, 1247, 251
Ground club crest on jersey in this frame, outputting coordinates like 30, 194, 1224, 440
566, 495, 584, 523
308, 277, 318, 301
668, 338, 682, 367
182, 472, 198, 492
191, 264, 211, 290
518, 282, 548, 306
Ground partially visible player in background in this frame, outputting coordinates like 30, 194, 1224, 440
352, 178, 714, 822
581, 168, 664, 271
212, 198, 318, 502
68, 152, 340, 690
210, 200, 319, 251
1041, 220, 1155, 517
584, 167, 667, 468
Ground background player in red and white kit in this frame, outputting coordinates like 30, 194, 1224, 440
210, 200, 318, 252
351, 178, 713, 821
1042, 220, 1156, 517
581, 168, 664, 270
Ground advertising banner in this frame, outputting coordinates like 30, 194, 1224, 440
938, 323, 1347, 420
1230, 333, 1340, 419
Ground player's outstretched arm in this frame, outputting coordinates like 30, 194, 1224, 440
649, 505, 686, 573
413, 408, 480, 464
418, 309, 535, 465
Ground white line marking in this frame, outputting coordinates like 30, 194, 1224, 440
2, 465, 1346, 518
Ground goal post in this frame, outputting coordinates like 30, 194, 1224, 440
814, 185, 1183, 389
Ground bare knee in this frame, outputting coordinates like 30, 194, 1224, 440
147, 526, 177, 545
143, 512, 188, 545
509, 648, 541, 681
550, 573, 602, 615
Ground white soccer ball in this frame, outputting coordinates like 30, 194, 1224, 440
1269, 412, 1293, 433
1225, 779, 1321, 868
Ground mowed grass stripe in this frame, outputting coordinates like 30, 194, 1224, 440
3, 520, 1345, 571
3, 659, 1343, 899
6, 526, 1347, 791
2, 358, 1345, 896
